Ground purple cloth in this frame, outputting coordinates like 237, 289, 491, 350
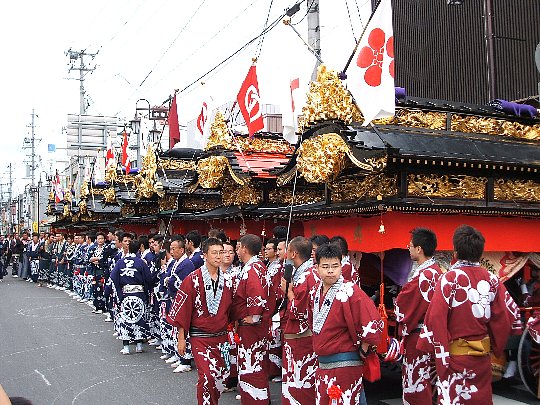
492, 99, 537, 119
361, 249, 412, 287
395, 87, 406, 100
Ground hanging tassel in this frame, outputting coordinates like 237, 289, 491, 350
377, 282, 389, 354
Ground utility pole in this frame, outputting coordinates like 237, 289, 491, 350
307, 0, 321, 80
8, 163, 12, 233
24, 110, 40, 232
66, 49, 98, 115
30, 109, 36, 187
66, 49, 98, 199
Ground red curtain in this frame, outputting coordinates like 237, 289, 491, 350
303, 212, 540, 253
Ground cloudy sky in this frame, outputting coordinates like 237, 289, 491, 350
0, 0, 372, 194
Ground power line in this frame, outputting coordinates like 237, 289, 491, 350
115, 0, 304, 115
344, 0, 358, 41
292, 0, 315, 26
147, 0, 260, 91
138, 0, 209, 88
176, 9, 287, 96
255, 0, 275, 58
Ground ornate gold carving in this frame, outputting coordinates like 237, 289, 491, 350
393, 110, 447, 130
383, 110, 540, 141
330, 174, 398, 202
133, 145, 165, 201
78, 200, 88, 215
451, 115, 540, 140
196, 156, 245, 189
91, 188, 105, 196
196, 156, 228, 188
204, 111, 295, 153
103, 187, 118, 204
183, 197, 222, 211
233, 137, 295, 154
80, 181, 89, 200
159, 159, 196, 171
363, 156, 387, 172
408, 174, 487, 199
494, 179, 540, 202
64, 190, 72, 203
206, 111, 233, 150
158, 195, 178, 212
222, 178, 262, 206
48, 191, 54, 202
298, 65, 363, 132
105, 164, 118, 183
117, 175, 136, 184
121, 204, 136, 217
297, 133, 372, 183
139, 204, 159, 216
63, 204, 70, 217
276, 168, 297, 187
269, 188, 325, 205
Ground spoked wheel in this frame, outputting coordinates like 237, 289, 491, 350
518, 325, 540, 397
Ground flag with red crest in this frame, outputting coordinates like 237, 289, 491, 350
348, 0, 395, 125
53, 170, 64, 203
236, 64, 264, 137
106, 136, 115, 168
121, 130, 131, 174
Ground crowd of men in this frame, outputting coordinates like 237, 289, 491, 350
0, 224, 520, 405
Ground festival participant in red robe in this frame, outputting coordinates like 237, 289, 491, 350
264, 238, 283, 380
280, 236, 319, 404
311, 243, 382, 404
231, 234, 270, 404
417, 225, 516, 404
395, 228, 442, 405
330, 235, 359, 284
167, 238, 234, 405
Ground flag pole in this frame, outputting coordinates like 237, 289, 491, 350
341, 0, 382, 76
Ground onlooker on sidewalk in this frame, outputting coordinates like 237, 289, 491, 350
18, 232, 30, 280
0, 235, 6, 281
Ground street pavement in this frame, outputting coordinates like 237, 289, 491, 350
1, 271, 539, 405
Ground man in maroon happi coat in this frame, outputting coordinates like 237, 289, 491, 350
230, 234, 270, 404
167, 238, 234, 405
310, 243, 382, 404
280, 236, 320, 404
395, 228, 442, 405
417, 225, 517, 404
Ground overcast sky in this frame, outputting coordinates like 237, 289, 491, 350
0, 0, 372, 194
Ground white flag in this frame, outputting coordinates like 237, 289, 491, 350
348, 0, 395, 125
94, 149, 105, 184
182, 88, 216, 150
83, 157, 91, 182
282, 77, 303, 145
281, 60, 313, 145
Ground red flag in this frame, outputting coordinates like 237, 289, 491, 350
54, 171, 64, 203
121, 130, 131, 174
290, 78, 299, 112
168, 94, 180, 148
236, 65, 264, 137
106, 137, 114, 168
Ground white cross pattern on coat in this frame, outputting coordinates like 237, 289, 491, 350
419, 325, 433, 344
394, 303, 404, 322
434, 343, 449, 365
362, 320, 378, 338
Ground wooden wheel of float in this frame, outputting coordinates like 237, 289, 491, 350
518, 325, 540, 398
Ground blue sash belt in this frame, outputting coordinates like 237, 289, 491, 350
318, 351, 360, 364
